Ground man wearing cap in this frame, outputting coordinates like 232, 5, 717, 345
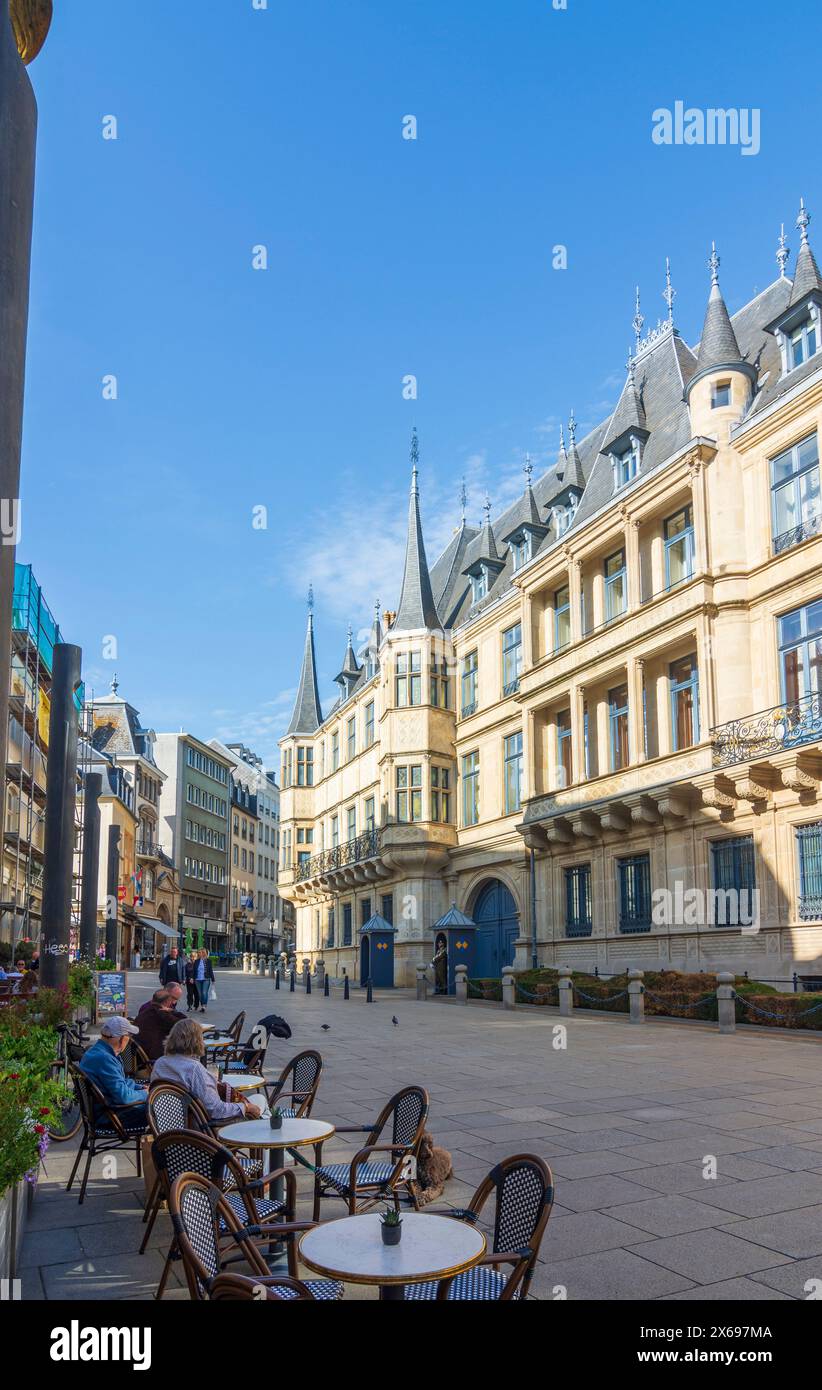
78, 1017, 148, 1124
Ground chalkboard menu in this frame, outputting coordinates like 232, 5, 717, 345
95, 971, 128, 1019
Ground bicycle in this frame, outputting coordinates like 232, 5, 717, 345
47, 1018, 90, 1142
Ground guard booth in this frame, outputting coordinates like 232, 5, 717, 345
430, 904, 477, 995
360, 913, 397, 988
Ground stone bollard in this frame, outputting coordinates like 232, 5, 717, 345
415, 965, 429, 1002
628, 969, 645, 1024
455, 964, 468, 1004
716, 972, 737, 1034
250, 954, 258, 975
558, 967, 574, 1018
242, 952, 249, 973
316, 959, 326, 987
502, 966, 515, 1011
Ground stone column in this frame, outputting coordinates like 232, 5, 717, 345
570, 684, 585, 784
454, 963, 468, 1003
558, 967, 573, 1017
501, 966, 515, 1010
628, 969, 645, 1024
627, 656, 646, 764
624, 517, 641, 609
716, 972, 736, 1034
566, 556, 582, 643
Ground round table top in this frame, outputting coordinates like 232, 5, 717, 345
298, 1213, 486, 1288
223, 1073, 265, 1091
208, 1036, 233, 1049
218, 1116, 334, 1149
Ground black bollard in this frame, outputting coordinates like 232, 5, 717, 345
275, 967, 280, 990
306, 970, 312, 995
366, 977, 373, 1003
290, 970, 295, 992
324, 973, 330, 997
343, 976, 350, 1000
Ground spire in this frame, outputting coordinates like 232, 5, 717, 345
478, 494, 500, 560
286, 589, 323, 736
632, 286, 645, 347
460, 478, 467, 526
393, 431, 441, 631
789, 198, 822, 306
695, 241, 743, 371
776, 223, 790, 279
110, 672, 119, 695
555, 423, 568, 482
601, 362, 647, 458
562, 409, 585, 492
335, 623, 361, 695
662, 257, 676, 323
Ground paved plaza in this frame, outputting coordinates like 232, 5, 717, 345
18, 970, 822, 1301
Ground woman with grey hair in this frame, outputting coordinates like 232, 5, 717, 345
150, 1018, 261, 1123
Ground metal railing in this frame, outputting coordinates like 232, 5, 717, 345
711, 692, 822, 768
773, 511, 822, 555
295, 827, 381, 882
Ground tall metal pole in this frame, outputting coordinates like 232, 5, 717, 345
530, 847, 538, 971
79, 771, 102, 961
105, 824, 120, 964
40, 642, 82, 989
0, 11, 38, 832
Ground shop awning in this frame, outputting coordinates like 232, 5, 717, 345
138, 916, 178, 940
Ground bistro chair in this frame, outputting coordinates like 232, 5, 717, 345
143, 1083, 263, 1228
66, 1064, 147, 1205
405, 1154, 554, 1301
263, 1049, 323, 1117
209, 1272, 321, 1301
141, 1129, 291, 1299
169, 1172, 343, 1302
312, 1084, 429, 1219
121, 1038, 152, 1082
204, 1010, 245, 1066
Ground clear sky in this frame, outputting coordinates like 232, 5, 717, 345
19, 0, 822, 767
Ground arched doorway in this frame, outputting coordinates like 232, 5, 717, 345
472, 879, 519, 978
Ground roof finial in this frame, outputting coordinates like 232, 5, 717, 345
524, 452, 533, 486
347, 623, 353, 644
627, 347, 636, 385
410, 426, 420, 496
776, 222, 790, 278
568, 408, 577, 445
307, 584, 314, 616
663, 257, 676, 322
460, 477, 467, 525
110, 672, 119, 695
632, 285, 645, 346
558, 422, 567, 457
483, 493, 492, 525
375, 598, 381, 619
797, 197, 811, 246
709, 240, 720, 288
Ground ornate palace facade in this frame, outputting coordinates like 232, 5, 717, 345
278, 203, 822, 988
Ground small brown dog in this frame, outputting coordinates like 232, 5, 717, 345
413, 1131, 453, 1206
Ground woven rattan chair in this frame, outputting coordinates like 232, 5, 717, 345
141, 1129, 291, 1298
204, 1010, 245, 1066
66, 1064, 147, 1205
312, 1085, 429, 1219
263, 1050, 323, 1117
121, 1038, 153, 1082
209, 1271, 322, 1301
169, 1172, 343, 1302
404, 1154, 554, 1301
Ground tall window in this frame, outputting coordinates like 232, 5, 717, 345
396, 652, 422, 706
618, 855, 651, 933
360, 897, 372, 928
664, 506, 695, 588
331, 731, 339, 772
779, 598, 822, 705
396, 765, 422, 822
296, 746, 313, 786
381, 893, 394, 925
565, 865, 592, 937
557, 708, 572, 788
511, 532, 532, 571
788, 315, 818, 370
711, 836, 755, 897
346, 805, 356, 841
554, 585, 571, 649
502, 624, 522, 695
364, 700, 375, 747
609, 683, 629, 770
613, 444, 639, 489
670, 655, 699, 750
331, 815, 339, 849
430, 658, 450, 708
604, 550, 627, 622
430, 766, 451, 822
470, 568, 488, 603
462, 751, 480, 826
347, 716, 356, 762
504, 732, 523, 813
326, 909, 335, 948
343, 902, 353, 946
771, 433, 821, 553
461, 650, 478, 716
797, 822, 822, 920
364, 796, 376, 832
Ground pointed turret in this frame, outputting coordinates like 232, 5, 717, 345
765, 200, 822, 378
500, 455, 548, 562
601, 357, 649, 460
790, 198, 822, 305
562, 410, 585, 494
687, 244, 757, 418
393, 429, 441, 632
335, 625, 361, 699
695, 243, 743, 372
286, 588, 323, 736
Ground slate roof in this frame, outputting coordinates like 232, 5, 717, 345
286, 611, 324, 735
394, 466, 441, 632
90, 694, 153, 761
790, 236, 822, 306
695, 282, 743, 372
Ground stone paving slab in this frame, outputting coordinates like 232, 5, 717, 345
18, 969, 822, 1301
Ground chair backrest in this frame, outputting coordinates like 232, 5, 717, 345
153, 1129, 232, 1198
148, 1083, 212, 1138
375, 1085, 429, 1151
227, 1011, 245, 1044
121, 1039, 150, 1078
69, 1062, 131, 1139
169, 1173, 268, 1300
209, 1273, 315, 1302
272, 1050, 322, 1116
472, 1154, 554, 1297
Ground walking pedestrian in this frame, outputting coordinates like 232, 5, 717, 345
195, 947, 214, 1012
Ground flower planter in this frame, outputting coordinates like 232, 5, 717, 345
381, 1222, 402, 1247
0, 1178, 34, 1283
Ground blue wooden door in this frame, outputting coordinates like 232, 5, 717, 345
473, 881, 518, 978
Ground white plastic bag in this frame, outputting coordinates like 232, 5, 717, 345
210, 985, 218, 1001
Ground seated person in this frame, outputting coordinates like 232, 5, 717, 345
78, 1017, 148, 1125
151, 1018, 262, 1124
135, 986, 186, 1061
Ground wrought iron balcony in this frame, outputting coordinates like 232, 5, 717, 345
619, 918, 652, 934
773, 511, 822, 555
502, 678, 520, 697
712, 693, 822, 769
295, 828, 381, 882
799, 894, 822, 921
461, 700, 477, 718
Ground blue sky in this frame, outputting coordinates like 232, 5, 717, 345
20, 0, 821, 767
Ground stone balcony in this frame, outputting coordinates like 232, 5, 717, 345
282, 823, 453, 902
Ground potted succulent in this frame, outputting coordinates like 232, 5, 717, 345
380, 1207, 403, 1246
269, 1106, 284, 1131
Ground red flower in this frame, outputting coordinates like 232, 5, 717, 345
34, 1124, 46, 1134
38, 1107, 50, 1116
9, 1073, 20, 1080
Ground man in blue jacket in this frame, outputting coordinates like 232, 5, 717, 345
78, 1016, 148, 1125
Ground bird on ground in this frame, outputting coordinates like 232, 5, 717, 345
321, 1024, 331, 1031
391, 1016, 399, 1027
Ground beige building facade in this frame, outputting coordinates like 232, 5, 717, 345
279, 207, 822, 990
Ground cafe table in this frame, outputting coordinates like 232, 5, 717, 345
298, 1212, 486, 1301
222, 1072, 265, 1093
217, 1115, 335, 1206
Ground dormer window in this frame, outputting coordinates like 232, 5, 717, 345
511, 532, 532, 571
789, 315, 818, 370
612, 440, 640, 491
470, 567, 489, 603
711, 380, 731, 408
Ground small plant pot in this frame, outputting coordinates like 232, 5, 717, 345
269, 1113, 283, 1131
381, 1222, 402, 1246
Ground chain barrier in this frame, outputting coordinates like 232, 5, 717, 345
514, 982, 557, 1003
573, 987, 630, 1006
642, 990, 718, 1014
468, 981, 502, 1001
734, 993, 822, 1022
